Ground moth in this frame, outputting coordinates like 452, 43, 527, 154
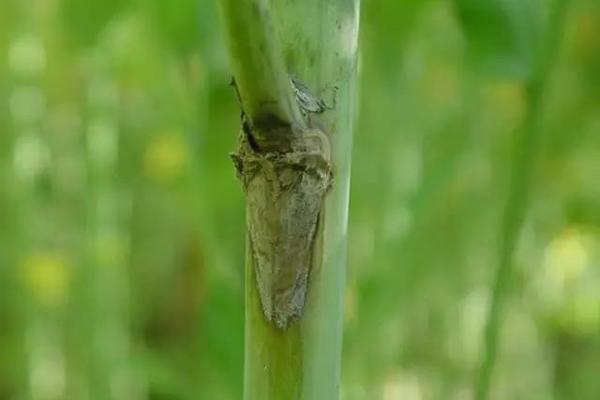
232, 118, 332, 330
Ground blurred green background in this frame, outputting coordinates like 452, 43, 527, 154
0, 0, 599, 399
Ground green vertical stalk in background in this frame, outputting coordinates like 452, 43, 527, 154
475, 0, 571, 399
217, 0, 360, 399
4, 24, 69, 400
82, 61, 132, 400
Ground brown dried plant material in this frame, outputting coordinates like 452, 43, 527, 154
232, 125, 332, 329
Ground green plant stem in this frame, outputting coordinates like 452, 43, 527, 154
475, 1, 571, 399
217, 0, 304, 132
218, 1, 360, 399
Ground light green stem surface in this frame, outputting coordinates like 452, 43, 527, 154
217, 0, 303, 131
218, 1, 360, 399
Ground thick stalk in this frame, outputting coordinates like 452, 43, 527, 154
218, 1, 360, 399
217, 0, 304, 135
475, 1, 570, 399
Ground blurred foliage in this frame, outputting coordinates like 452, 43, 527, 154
0, 0, 599, 399
453, 0, 541, 78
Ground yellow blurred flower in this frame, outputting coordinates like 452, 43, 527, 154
538, 228, 600, 335
22, 251, 70, 308
144, 133, 187, 181
544, 228, 588, 283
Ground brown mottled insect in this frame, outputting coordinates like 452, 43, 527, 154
232, 124, 332, 329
